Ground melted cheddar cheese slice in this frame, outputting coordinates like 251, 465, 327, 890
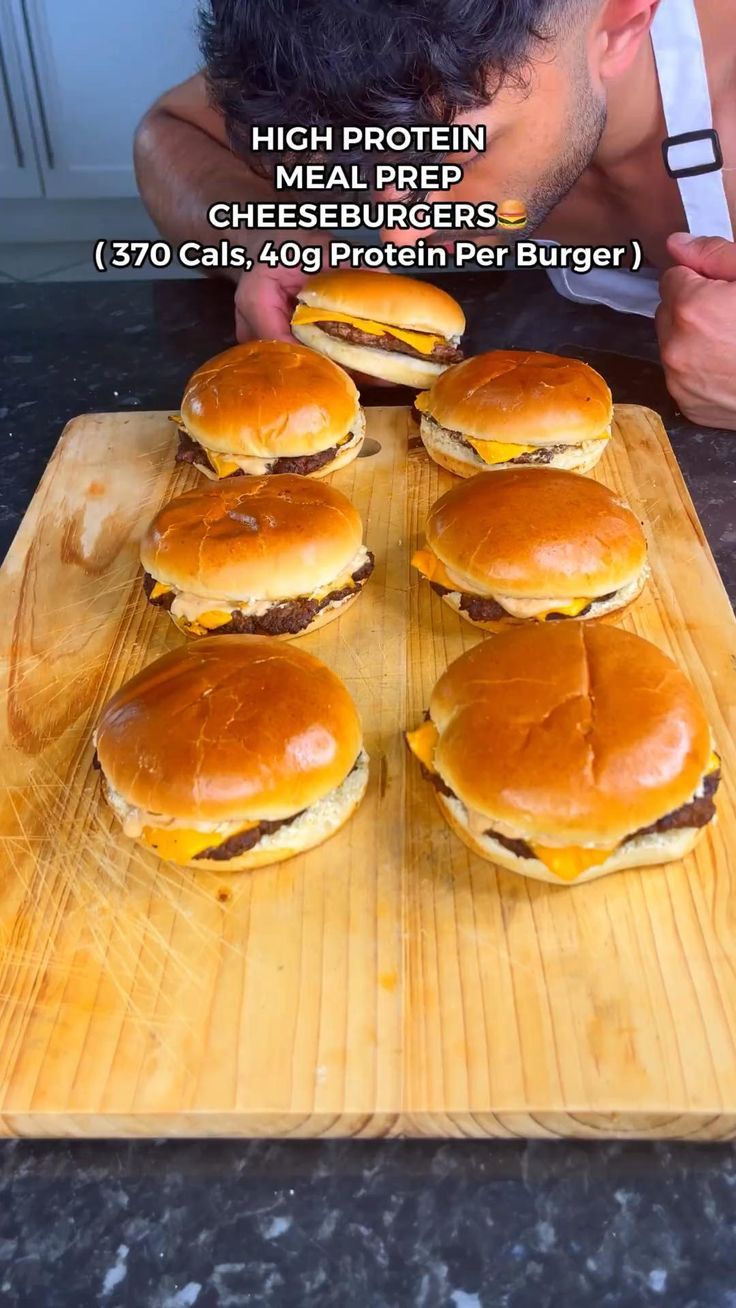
528, 844, 615, 881
464, 436, 537, 464
292, 304, 443, 356
411, 547, 458, 591
207, 450, 243, 478
140, 820, 259, 863
405, 720, 439, 772
149, 581, 173, 600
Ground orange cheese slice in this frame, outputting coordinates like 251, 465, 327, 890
207, 450, 242, 478
411, 547, 458, 591
464, 436, 537, 464
405, 720, 439, 772
196, 609, 233, 630
292, 304, 444, 356
529, 843, 616, 881
140, 820, 259, 863
530, 597, 592, 622
708, 750, 720, 773
149, 581, 173, 600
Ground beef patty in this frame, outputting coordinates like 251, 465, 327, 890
429, 581, 617, 623
315, 320, 462, 364
142, 553, 374, 637
194, 812, 302, 861
417, 738, 720, 858
175, 428, 349, 477
424, 416, 566, 466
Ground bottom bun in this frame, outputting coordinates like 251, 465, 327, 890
168, 588, 362, 641
437, 568, 648, 631
419, 416, 610, 478
140, 749, 370, 871
293, 321, 446, 389
436, 790, 710, 885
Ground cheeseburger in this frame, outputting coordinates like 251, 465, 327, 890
406, 625, 720, 886
140, 474, 374, 639
290, 270, 465, 388
412, 467, 648, 628
174, 340, 365, 479
94, 636, 368, 870
416, 349, 613, 476
496, 199, 527, 230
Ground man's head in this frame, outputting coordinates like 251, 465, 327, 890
202, 0, 657, 242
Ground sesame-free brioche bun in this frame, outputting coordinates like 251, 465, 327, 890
94, 636, 364, 826
140, 475, 364, 603
291, 321, 447, 388
429, 624, 712, 849
424, 468, 647, 600
295, 270, 466, 340
180, 340, 361, 459
416, 350, 613, 448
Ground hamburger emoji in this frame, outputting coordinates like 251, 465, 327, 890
496, 199, 527, 231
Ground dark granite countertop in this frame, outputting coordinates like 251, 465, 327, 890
1, 271, 735, 1307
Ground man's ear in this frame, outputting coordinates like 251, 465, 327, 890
592, 0, 659, 80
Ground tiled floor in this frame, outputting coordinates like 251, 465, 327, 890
0, 241, 200, 281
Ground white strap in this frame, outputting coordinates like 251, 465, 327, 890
651, 0, 733, 240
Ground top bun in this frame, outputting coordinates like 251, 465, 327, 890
431, 624, 711, 845
94, 636, 363, 823
296, 270, 466, 341
140, 474, 364, 601
425, 467, 646, 598
416, 349, 613, 447
180, 340, 361, 458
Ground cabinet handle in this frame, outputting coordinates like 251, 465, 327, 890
0, 41, 24, 167
20, 0, 54, 168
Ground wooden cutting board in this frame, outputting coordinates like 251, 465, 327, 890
0, 405, 734, 1139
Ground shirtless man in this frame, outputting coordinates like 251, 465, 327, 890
134, 0, 736, 428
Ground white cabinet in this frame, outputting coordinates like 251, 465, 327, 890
2, 0, 200, 199
0, 5, 43, 196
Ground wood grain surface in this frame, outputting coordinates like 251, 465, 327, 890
0, 404, 734, 1139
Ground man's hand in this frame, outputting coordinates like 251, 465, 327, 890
656, 233, 736, 429
234, 261, 312, 342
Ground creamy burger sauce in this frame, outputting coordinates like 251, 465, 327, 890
165, 544, 372, 625
186, 409, 366, 480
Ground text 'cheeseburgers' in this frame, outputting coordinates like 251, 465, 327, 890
291, 270, 465, 388
412, 467, 648, 627
174, 340, 365, 479
406, 624, 720, 886
140, 474, 374, 639
94, 636, 368, 870
416, 349, 613, 476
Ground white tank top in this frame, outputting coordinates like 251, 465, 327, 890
546, 0, 733, 317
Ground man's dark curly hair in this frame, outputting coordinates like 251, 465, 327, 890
200, 0, 571, 175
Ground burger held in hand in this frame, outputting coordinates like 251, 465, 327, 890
94, 636, 369, 870
290, 270, 465, 388
174, 340, 365, 480
406, 624, 720, 886
140, 474, 374, 639
412, 467, 648, 628
416, 349, 613, 476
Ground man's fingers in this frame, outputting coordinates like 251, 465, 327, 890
667, 232, 736, 282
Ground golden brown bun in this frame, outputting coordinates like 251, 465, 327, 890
172, 750, 369, 870
94, 636, 363, 823
167, 589, 362, 640
292, 321, 446, 388
415, 350, 613, 447
426, 468, 647, 598
140, 474, 363, 601
419, 417, 609, 477
430, 624, 712, 846
436, 791, 709, 885
295, 270, 466, 339
180, 340, 360, 458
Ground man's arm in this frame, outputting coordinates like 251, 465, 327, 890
134, 74, 328, 339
